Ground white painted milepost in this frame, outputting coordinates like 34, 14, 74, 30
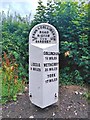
29, 23, 59, 108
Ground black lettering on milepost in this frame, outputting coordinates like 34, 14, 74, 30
31, 24, 57, 43
44, 63, 58, 67
45, 78, 57, 83
31, 62, 41, 72
33, 67, 41, 71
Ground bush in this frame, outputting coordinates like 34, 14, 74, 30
83, 92, 90, 102
1, 0, 89, 86
2, 12, 31, 82
1, 52, 25, 104
60, 67, 84, 86
32, 0, 89, 85
60, 34, 90, 85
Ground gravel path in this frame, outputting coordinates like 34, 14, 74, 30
1, 85, 89, 119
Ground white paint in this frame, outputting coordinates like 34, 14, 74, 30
29, 23, 59, 108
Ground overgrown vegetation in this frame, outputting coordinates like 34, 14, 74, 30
0, 52, 25, 104
83, 92, 90, 102
1, 0, 90, 102
2, 12, 31, 81
32, 0, 89, 85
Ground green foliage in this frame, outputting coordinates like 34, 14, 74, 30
1, 52, 25, 104
2, 12, 30, 81
60, 34, 89, 85
83, 92, 90, 102
33, 0, 89, 85
60, 67, 84, 86
1, 0, 90, 87
32, 0, 89, 42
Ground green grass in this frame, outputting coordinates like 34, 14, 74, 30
1, 80, 25, 104
0, 69, 25, 104
83, 92, 90, 102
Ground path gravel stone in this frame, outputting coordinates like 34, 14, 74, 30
1, 85, 89, 119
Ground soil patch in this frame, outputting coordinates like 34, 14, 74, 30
1, 85, 89, 119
